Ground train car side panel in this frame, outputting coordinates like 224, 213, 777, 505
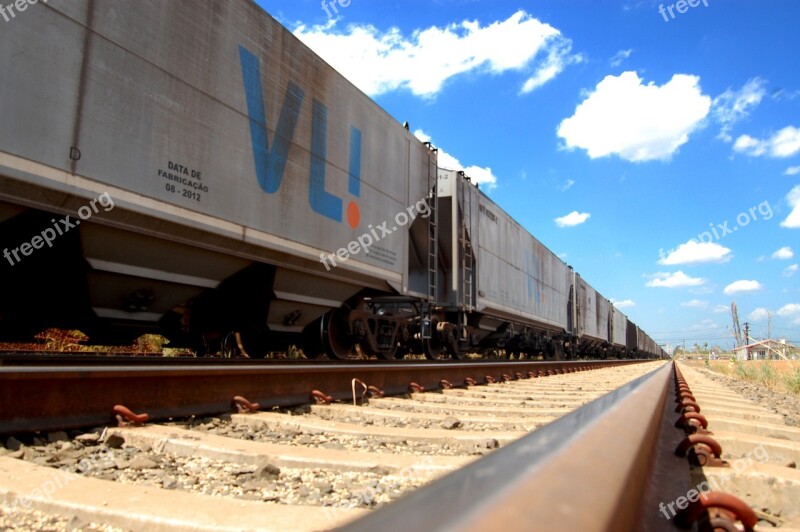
3, 1, 431, 280
0, 2, 87, 174
474, 188, 571, 332
612, 307, 627, 348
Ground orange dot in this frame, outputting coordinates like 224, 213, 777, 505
347, 201, 360, 229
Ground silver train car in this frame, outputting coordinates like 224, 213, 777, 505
0, 0, 435, 356
422, 169, 663, 359
0, 1, 666, 360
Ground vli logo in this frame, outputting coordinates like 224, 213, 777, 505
239, 46, 362, 228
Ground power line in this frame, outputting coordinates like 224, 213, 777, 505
649, 326, 729, 335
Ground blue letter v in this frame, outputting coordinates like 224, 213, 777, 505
239, 46, 305, 194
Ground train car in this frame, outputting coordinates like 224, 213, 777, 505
626, 319, 639, 356
416, 169, 574, 359
573, 274, 611, 356
610, 306, 628, 356
0, 0, 436, 356
636, 327, 659, 358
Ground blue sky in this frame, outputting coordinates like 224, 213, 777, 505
257, 0, 800, 349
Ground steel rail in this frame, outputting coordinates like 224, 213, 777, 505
0, 354, 646, 367
0, 360, 646, 434
341, 361, 690, 532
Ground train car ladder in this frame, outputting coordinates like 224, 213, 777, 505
459, 174, 474, 310
425, 145, 438, 306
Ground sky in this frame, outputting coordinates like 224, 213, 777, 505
256, 0, 800, 350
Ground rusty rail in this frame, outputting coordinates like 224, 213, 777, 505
0, 359, 644, 434
341, 361, 691, 532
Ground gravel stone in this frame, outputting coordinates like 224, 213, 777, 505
5, 437, 23, 452
440, 416, 462, 430
314, 481, 334, 494
128, 456, 159, 470
253, 463, 281, 481
75, 433, 101, 446
103, 434, 125, 449
48, 431, 69, 443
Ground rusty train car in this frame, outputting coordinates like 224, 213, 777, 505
0, 0, 666, 360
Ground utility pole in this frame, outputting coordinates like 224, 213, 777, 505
743, 322, 751, 360
731, 302, 742, 347
767, 311, 773, 340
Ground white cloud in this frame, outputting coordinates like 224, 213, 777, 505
554, 211, 591, 228
785, 166, 800, 176
713, 304, 729, 314
777, 303, 800, 324
680, 299, 708, 309
557, 71, 711, 162
659, 241, 732, 265
748, 307, 770, 321
520, 39, 584, 94
611, 298, 636, 309
772, 246, 794, 260
781, 185, 800, 228
732, 135, 764, 155
733, 126, 800, 158
646, 271, 707, 288
414, 130, 498, 190
293, 11, 580, 98
610, 49, 633, 68
784, 264, 799, 278
723, 280, 762, 295
561, 179, 575, 191
712, 78, 767, 142
777, 304, 800, 316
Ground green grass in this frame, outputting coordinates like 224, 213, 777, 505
758, 362, 777, 389
787, 368, 800, 394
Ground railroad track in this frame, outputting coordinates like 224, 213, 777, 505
0, 358, 640, 434
1, 360, 798, 530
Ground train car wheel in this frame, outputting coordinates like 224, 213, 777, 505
448, 340, 466, 360
324, 308, 355, 360
421, 340, 446, 360
301, 310, 354, 360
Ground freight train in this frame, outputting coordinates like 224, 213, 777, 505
0, 0, 666, 360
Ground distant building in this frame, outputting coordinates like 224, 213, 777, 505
732, 339, 798, 360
